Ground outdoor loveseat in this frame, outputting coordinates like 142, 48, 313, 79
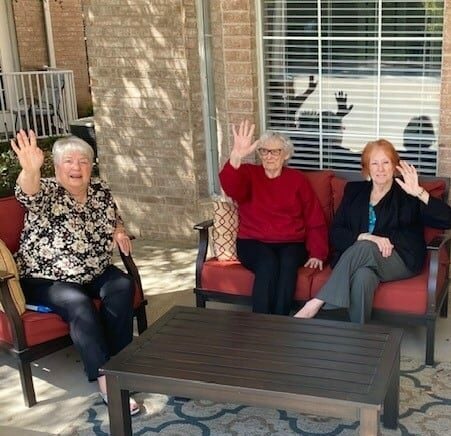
0, 195, 148, 407
194, 169, 450, 366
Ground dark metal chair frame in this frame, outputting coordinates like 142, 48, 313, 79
0, 248, 148, 407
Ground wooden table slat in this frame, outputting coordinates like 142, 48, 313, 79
156, 326, 386, 358
111, 359, 374, 398
139, 339, 378, 374
130, 349, 374, 385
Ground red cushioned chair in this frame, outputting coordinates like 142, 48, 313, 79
0, 195, 148, 407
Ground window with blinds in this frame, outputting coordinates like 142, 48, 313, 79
260, 0, 444, 175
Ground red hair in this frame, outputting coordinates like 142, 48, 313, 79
361, 139, 400, 178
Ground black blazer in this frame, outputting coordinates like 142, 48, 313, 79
330, 180, 451, 273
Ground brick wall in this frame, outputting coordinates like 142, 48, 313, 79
84, 0, 450, 244
50, 0, 91, 114
12, 0, 91, 115
12, 0, 47, 70
211, 0, 259, 167
84, 0, 210, 242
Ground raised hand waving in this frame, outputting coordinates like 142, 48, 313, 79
10, 130, 43, 195
229, 120, 259, 168
11, 130, 44, 173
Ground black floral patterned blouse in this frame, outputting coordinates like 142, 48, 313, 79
15, 178, 121, 284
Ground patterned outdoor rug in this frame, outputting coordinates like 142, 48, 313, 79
65, 358, 451, 435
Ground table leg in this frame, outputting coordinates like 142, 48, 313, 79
383, 351, 400, 429
360, 408, 379, 436
106, 374, 132, 436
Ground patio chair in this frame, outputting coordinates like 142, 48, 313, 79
0, 195, 148, 407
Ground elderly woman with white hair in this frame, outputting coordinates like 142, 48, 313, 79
10, 130, 139, 415
219, 120, 328, 315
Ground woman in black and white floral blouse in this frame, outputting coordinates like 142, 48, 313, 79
11, 130, 139, 415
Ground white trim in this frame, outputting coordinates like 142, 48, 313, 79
43, 0, 56, 68
195, 0, 220, 195
255, 0, 266, 133
0, 0, 19, 73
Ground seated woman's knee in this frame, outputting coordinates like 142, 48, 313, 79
101, 275, 134, 308
350, 240, 380, 254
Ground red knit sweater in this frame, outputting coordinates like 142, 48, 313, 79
219, 161, 329, 260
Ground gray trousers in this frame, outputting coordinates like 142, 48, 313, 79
317, 240, 414, 323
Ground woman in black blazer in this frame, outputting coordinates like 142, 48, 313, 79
294, 139, 451, 323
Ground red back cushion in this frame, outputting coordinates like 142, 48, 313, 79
421, 179, 446, 243
303, 170, 334, 225
331, 177, 347, 214
0, 196, 25, 253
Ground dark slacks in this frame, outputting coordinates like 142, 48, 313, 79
317, 240, 414, 323
237, 238, 307, 315
21, 264, 134, 381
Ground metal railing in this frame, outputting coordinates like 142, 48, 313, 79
0, 69, 78, 141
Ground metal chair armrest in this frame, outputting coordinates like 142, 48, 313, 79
0, 271, 27, 350
426, 231, 451, 313
118, 235, 145, 304
193, 219, 214, 288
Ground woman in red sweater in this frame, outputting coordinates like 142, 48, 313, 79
219, 120, 328, 315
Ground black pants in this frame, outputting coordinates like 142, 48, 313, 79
237, 238, 308, 315
21, 265, 134, 381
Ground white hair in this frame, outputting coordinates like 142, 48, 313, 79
52, 136, 94, 165
259, 131, 294, 159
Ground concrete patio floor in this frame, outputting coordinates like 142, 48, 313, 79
1, 238, 451, 435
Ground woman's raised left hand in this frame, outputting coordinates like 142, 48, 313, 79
395, 161, 421, 196
304, 257, 323, 270
395, 160, 429, 203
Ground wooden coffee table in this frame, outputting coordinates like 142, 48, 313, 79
102, 306, 402, 436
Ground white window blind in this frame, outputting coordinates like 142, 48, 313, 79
260, 0, 444, 175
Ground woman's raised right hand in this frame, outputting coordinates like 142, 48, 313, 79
10, 130, 44, 172
229, 120, 259, 168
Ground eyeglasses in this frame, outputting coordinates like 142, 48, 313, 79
257, 148, 283, 157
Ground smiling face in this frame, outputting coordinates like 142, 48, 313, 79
368, 148, 395, 188
54, 151, 92, 196
257, 138, 290, 178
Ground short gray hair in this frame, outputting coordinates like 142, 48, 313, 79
258, 131, 294, 159
52, 136, 94, 165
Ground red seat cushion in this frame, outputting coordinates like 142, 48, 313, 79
0, 311, 69, 347
293, 267, 316, 301
201, 259, 254, 296
0, 293, 142, 347
201, 259, 313, 301
0, 196, 25, 253
309, 252, 448, 315
372, 272, 429, 314
309, 266, 430, 314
